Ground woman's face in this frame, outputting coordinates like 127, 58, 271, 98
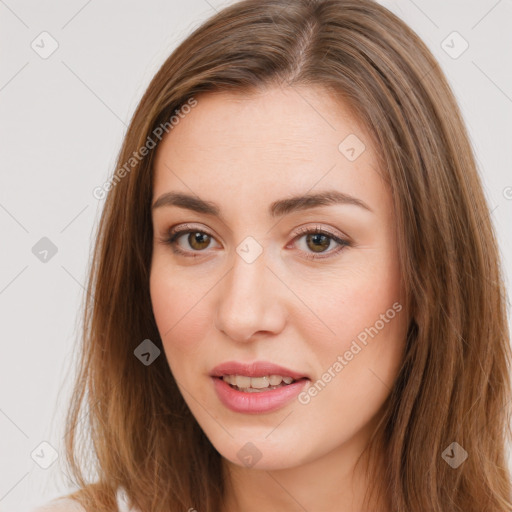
150, 85, 408, 471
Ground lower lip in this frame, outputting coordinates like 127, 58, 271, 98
212, 377, 309, 414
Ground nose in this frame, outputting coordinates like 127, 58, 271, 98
214, 247, 287, 343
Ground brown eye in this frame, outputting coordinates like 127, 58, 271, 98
292, 225, 351, 261
187, 232, 211, 251
161, 225, 220, 257
305, 233, 331, 253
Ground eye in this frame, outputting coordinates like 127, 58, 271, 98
159, 223, 219, 258
290, 224, 351, 260
158, 223, 351, 260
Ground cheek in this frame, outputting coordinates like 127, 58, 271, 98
149, 261, 211, 357
301, 250, 405, 411
296, 244, 403, 357
295, 243, 406, 418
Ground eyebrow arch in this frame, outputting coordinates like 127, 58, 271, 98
151, 190, 373, 217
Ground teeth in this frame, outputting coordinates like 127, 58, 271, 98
223, 375, 236, 385
249, 376, 270, 389
222, 374, 296, 390
235, 375, 251, 388
268, 375, 282, 386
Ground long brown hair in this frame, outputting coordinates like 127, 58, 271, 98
61, 0, 512, 510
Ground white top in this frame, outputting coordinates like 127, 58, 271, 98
31, 487, 139, 512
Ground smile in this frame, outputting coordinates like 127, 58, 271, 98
211, 375, 309, 413
221, 374, 295, 392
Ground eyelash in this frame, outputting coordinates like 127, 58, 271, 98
158, 223, 351, 261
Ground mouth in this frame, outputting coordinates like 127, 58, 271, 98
210, 360, 309, 382
209, 361, 310, 413
217, 374, 308, 393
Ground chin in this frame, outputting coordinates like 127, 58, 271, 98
210, 432, 310, 471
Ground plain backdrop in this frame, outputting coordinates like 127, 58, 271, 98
1, 0, 511, 510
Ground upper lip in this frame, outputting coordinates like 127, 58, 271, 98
210, 361, 309, 380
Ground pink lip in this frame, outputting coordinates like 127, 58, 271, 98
209, 360, 308, 380
212, 377, 308, 414
210, 360, 310, 414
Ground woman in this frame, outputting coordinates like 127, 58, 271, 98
35, 0, 512, 510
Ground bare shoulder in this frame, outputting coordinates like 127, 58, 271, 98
31, 497, 86, 512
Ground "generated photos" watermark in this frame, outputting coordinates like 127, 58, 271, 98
92, 96, 198, 200
298, 301, 403, 405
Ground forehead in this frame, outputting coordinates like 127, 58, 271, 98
152, 86, 387, 216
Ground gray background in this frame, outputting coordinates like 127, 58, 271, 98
1, 0, 511, 510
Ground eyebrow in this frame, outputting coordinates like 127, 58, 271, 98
151, 190, 373, 217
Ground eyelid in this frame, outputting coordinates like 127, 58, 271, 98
293, 223, 348, 242
167, 223, 218, 244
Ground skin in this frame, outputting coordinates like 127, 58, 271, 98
150, 84, 409, 511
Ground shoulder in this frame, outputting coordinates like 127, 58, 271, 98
31, 497, 86, 512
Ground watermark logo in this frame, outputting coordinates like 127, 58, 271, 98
134, 338, 161, 366
338, 133, 366, 162
237, 441, 263, 468
32, 237, 58, 263
30, 441, 59, 469
441, 31, 469, 59
441, 442, 468, 468
236, 236, 264, 264
31, 31, 59, 59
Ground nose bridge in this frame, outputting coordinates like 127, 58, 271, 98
215, 242, 285, 342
